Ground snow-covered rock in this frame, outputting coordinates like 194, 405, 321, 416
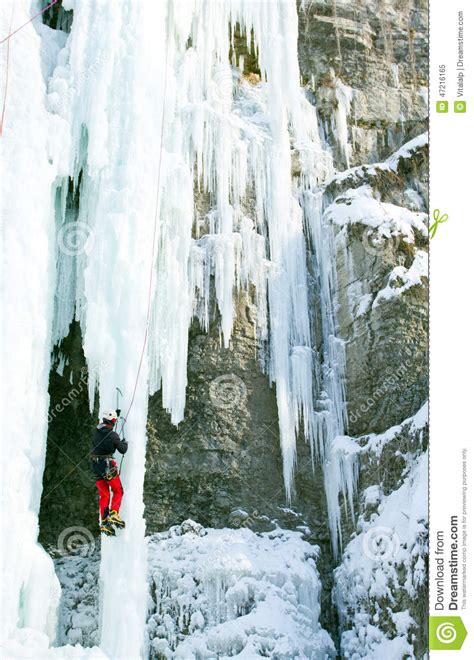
54, 545, 101, 648
328, 137, 428, 436
48, 524, 335, 658
333, 407, 428, 658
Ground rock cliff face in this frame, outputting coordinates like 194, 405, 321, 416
328, 137, 428, 436
39, 0, 428, 654
298, 0, 428, 168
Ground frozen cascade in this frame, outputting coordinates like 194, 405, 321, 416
0, 0, 62, 649
333, 78, 353, 169
2, 0, 362, 654
302, 189, 352, 552
46, 2, 170, 657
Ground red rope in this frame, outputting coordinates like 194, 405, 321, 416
1, 1, 61, 137
0, 0, 59, 45
120, 38, 169, 434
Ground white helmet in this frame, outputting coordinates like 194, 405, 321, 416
102, 410, 117, 422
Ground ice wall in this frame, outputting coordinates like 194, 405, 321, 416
334, 78, 353, 169
47, 0, 351, 554
0, 0, 63, 648
334, 444, 428, 657
45, 1, 170, 655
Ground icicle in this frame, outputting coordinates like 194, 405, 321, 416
334, 78, 353, 169
52, 0, 351, 550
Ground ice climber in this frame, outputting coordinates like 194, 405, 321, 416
91, 410, 128, 536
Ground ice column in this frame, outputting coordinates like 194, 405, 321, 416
1, 0, 61, 645
45, 0, 168, 655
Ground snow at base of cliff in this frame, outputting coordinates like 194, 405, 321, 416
14, 523, 334, 659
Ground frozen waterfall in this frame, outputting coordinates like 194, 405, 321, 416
1, 0, 357, 655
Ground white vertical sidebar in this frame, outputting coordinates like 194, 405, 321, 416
430, 0, 473, 656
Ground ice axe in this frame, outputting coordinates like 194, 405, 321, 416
115, 386, 123, 411
115, 387, 124, 432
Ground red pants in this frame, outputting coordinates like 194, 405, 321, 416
96, 475, 123, 520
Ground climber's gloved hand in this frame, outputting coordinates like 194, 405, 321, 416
116, 409, 121, 417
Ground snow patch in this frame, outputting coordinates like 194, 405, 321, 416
373, 250, 428, 307
328, 132, 428, 187
325, 185, 427, 241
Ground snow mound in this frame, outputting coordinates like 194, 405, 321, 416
325, 184, 427, 241
146, 525, 335, 658
328, 132, 428, 187
1, 627, 105, 659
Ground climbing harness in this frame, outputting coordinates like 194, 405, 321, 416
102, 458, 119, 481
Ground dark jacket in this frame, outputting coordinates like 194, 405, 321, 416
92, 423, 128, 457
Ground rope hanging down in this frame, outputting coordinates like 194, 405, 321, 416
119, 29, 169, 436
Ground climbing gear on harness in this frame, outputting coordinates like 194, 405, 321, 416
108, 509, 125, 528
102, 458, 118, 481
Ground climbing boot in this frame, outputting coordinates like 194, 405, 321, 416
100, 519, 116, 536
108, 509, 125, 528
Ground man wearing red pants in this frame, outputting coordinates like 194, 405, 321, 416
91, 410, 128, 536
